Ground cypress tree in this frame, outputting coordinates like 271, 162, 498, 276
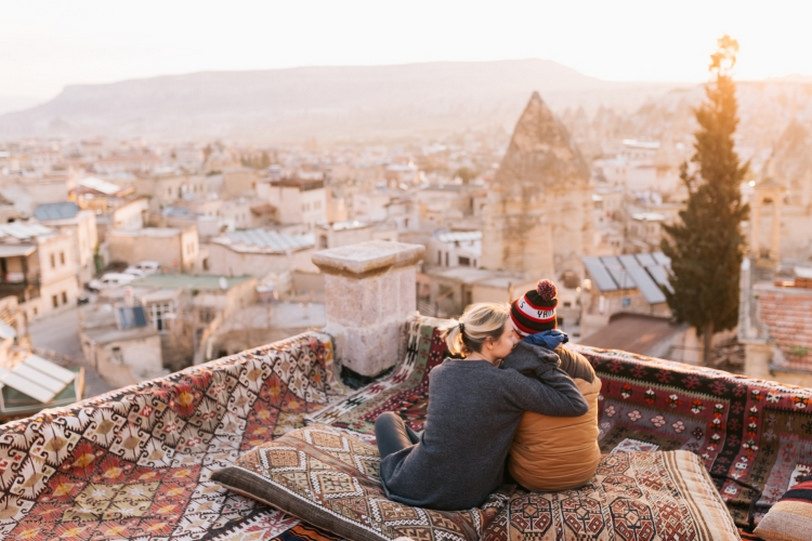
661, 35, 750, 365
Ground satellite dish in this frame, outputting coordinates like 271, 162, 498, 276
219, 277, 228, 290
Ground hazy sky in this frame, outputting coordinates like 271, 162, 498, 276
3, 0, 809, 100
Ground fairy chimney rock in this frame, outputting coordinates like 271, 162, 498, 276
481, 91, 593, 280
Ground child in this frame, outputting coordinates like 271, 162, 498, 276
503, 279, 602, 491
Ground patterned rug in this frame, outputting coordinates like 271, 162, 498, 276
304, 321, 812, 538
574, 344, 812, 530
307, 315, 450, 435
482, 449, 740, 541
0, 332, 348, 541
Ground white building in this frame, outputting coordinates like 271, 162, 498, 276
205, 228, 317, 277
257, 177, 327, 230
0, 222, 81, 321
427, 230, 482, 269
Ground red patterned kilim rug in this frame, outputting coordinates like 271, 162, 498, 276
0, 331, 347, 541
307, 315, 450, 435
305, 318, 812, 539
574, 344, 812, 531
5, 312, 804, 540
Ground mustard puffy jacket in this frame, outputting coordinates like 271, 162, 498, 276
506, 346, 602, 492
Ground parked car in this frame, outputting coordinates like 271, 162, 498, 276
128, 261, 162, 275
87, 272, 137, 292
123, 267, 146, 278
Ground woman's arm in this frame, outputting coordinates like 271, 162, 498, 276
504, 361, 588, 417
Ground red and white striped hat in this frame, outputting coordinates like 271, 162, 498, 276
510, 279, 558, 337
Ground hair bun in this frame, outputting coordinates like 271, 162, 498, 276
536, 279, 557, 301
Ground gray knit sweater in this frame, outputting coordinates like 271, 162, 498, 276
378, 351, 588, 510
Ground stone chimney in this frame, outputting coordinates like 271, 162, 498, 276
481, 91, 593, 281
312, 240, 424, 378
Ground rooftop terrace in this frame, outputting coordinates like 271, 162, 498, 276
0, 240, 810, 540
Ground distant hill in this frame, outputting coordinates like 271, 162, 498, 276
0, 60, 682, 144
0, 95, 47, 116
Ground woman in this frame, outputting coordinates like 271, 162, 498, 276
374, 302, 588, 510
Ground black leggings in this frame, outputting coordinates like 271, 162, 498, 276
374, 411, 420, 459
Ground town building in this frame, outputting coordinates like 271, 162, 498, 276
70, 175, 135, 213
257, 176, 327, 230
0, 222, 81, 321
313, 220, 396, 251
106, 226, 200, 273
33, 202, 99, 286
579, 252, 671, 337
134, 173, 209, 215
80, 273, 258, 387
426, 230, 482, 269
204, 228, 317, 278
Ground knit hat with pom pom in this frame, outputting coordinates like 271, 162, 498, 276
510, 279, 559, 336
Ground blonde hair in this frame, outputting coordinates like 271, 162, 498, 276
445, 302, 510, 356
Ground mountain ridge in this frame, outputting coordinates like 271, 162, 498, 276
0, 59, 683, 144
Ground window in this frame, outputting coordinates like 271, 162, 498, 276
60, 251, 65, 265
150, 302, 173, 332
61, 291, 67, 304
111, 346, 123, 364
458, 256, 471, 267
50, 254, 56, 269
52, 295, 58, 308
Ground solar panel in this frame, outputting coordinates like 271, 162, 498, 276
625, 265, 667, 304
11, 365, 66, 394
23, 355, 76, 384
652, 252, 670, 266
582, 257, 618, 291
618, 254, 640, 269
634, 253, 657, 267
118, 306, 149, 329
646, 265, 673, 292
600, 256, 633, 290
0, 356, 76, 404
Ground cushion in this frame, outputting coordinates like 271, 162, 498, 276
754, 474, 812, 541
486, 449, 742, 541
211, 424, 510, 541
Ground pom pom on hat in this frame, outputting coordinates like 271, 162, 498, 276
510, 279, 559, 336
536, 279, 557, 302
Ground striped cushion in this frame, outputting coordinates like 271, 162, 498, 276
754, 474, 812, 541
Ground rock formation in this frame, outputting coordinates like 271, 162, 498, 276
481, 91, 594, 281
